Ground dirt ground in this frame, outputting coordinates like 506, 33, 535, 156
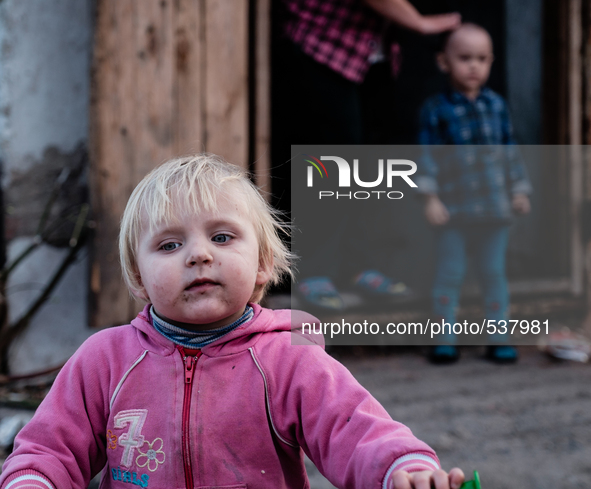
305, 345, 591, 489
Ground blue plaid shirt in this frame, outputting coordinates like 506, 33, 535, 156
416, 87, 532, 223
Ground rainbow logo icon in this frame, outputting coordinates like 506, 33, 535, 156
304, 155, 328, 187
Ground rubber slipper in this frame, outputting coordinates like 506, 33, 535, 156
353, 270, 409, 296
298, 277, 344, 310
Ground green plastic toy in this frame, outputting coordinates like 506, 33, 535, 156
460, 471, 481, 489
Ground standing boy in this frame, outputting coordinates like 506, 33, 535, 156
417, 24, 532, 364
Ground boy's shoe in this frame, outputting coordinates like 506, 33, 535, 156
353, 270, 410, 298
486, 345, 518, 364
298, 277, 344, 311
428, 345, 460, 364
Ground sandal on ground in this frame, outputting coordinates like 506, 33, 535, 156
298, 277, 344, 311
486, 345, 518, 364
353, 270, 410, 297
428, 345, 460, 364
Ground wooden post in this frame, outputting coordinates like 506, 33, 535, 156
90, 0, 253, 327
584, 0, 591, 146
253, 0, 271, 194
204, 0, 249, 166
582, 0, 591, 331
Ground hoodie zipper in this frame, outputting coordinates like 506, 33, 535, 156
178, 346, 201, 489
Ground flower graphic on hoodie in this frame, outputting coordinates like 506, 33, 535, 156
136, 438, 165, 472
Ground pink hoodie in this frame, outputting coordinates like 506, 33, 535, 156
0, 305, 439, 489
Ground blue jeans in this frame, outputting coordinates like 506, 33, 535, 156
433, 224, 510, 342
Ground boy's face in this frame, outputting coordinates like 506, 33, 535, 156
134, 192, 272, 330
437, 27, 493, 98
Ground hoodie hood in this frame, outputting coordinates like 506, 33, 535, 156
130, 303, 324, 357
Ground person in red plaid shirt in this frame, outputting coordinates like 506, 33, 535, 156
275, 0, 460, 310
283, 0, 461, 84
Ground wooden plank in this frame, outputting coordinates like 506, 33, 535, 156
90, 0, 185, 327
91, 0, 251, 327
101, 0, 178, 326
90, 0, 142, 327
567, 0, 584, 296
552, 0, 569, 144
204, 0, 248, 168
174, 0, 204, 155
582, 1, 591, 331
569, 0, 583, 146
254, 0, 271, 192
133, 0, 176, 180
585, 0, 591, 146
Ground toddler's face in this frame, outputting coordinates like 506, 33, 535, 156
437, 27, 493, 98
134, 193, 272, 330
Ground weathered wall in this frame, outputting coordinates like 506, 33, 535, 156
0, 0, 92, 174
0, 0, 94, 374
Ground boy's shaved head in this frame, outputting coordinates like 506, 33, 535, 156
440, 23, 492, 54
436, 22, 494, 100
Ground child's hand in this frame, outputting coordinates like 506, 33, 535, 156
390, 468, 465, 489
512, 193, 531, 214
424, 195, 450, 226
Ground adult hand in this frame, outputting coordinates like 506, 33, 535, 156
365, 0, 460, 36
417, 13, 462, 35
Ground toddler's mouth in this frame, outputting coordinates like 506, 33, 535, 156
185, 279, 219, 291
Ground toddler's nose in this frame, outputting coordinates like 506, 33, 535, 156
186, 242, 213, 266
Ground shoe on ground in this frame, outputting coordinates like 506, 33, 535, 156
298, 277, 344, 311
353, 270, 410, 297
486, 345, 518, 364
428, 345, 460, 364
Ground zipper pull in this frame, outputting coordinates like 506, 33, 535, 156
185, 355, 195, 384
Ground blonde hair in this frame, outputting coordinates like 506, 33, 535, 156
119, 154, 292, 303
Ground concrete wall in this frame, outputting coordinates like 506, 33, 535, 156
0, 0, 92, 174
0, 0, 94, 374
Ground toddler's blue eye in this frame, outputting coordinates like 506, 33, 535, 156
212, 234, 230, 243
161, 242, 180, 251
